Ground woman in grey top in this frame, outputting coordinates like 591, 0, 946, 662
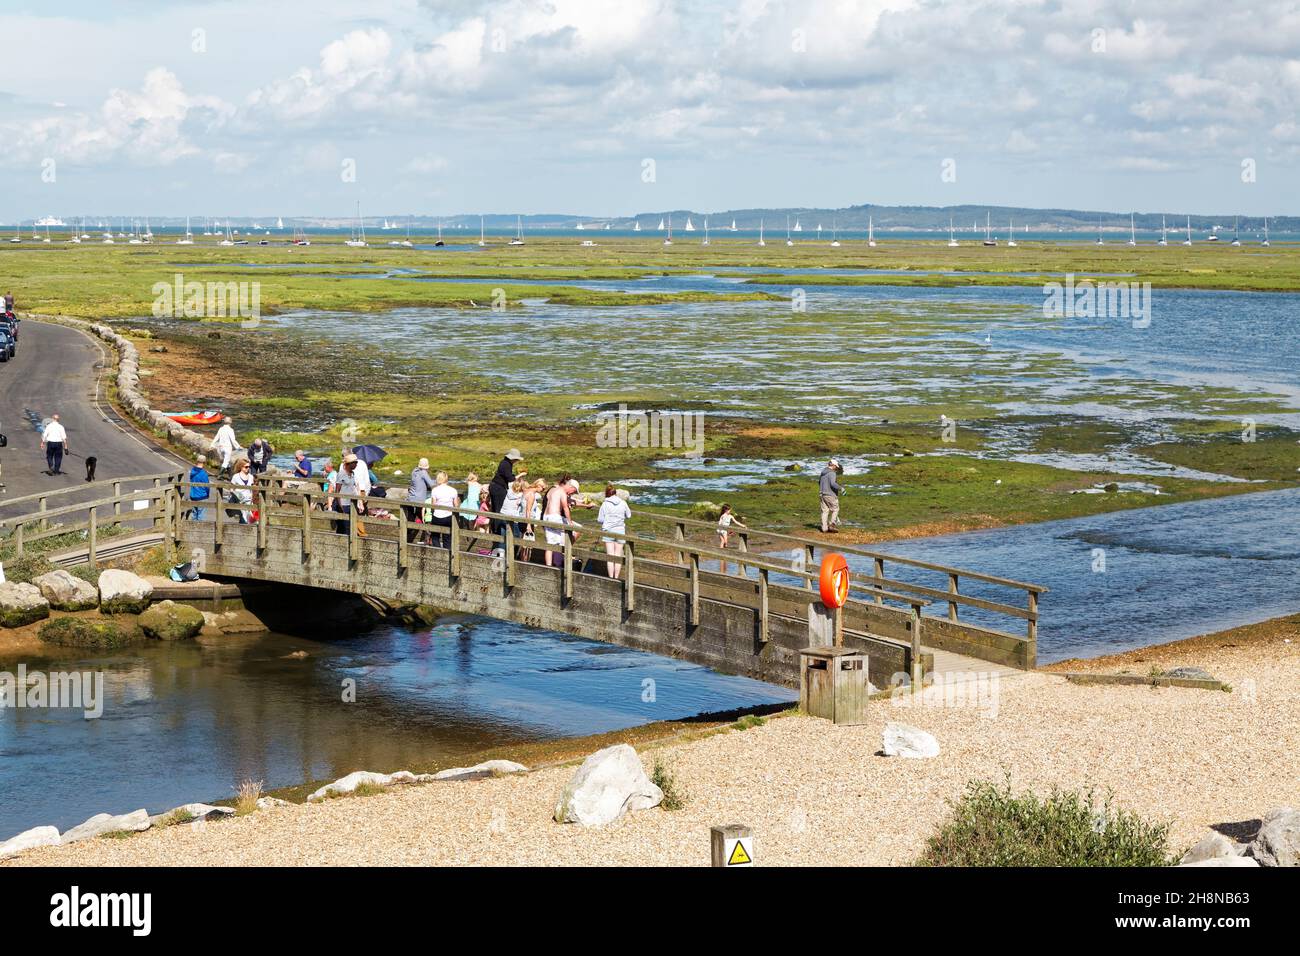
405, 458, 437, 543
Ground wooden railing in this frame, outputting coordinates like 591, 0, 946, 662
0, 472, 1043, 671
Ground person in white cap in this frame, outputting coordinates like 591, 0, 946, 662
213, 416, 242, 479
819, 458, 844, 533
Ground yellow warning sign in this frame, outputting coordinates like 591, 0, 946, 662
727, 839, 753, 866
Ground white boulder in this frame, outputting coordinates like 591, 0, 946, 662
60, 809, 151, 844
32, 570, 100, 611
149, 803, 234, 826
1180, 831, 1242, 864
433, 760, 528, 781
0, 581, 50, 628
0, 825, 61, 860
306, 770, 425, 802
1250, 807, 1300, 867
882, 722, 940, 758
1180, 857, 1260, 867
554, 744, 663, 826
255, 797, 292, 810
97, 569, 153, 614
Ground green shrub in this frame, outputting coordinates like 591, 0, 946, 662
38, 616, 136, 649
732, 714, 767, 731
651, 756, 688, 811
2, 555, 56, 585
918, 779, 1176, 867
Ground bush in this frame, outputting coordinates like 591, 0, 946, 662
918, 779, 1177, 867
38, 616, 137, 649
2, 555, 56, 585
651, 756, 688, 811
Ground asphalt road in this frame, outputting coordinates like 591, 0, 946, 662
0, 319, 182, 516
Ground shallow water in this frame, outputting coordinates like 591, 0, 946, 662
0, 618, 794, 837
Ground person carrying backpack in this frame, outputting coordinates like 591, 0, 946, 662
187, 454, 211, 521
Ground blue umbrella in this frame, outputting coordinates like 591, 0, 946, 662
352, 444, 387, 466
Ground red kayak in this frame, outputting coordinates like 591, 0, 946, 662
165, 410, 223, 426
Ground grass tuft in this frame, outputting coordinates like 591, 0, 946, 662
650, 756, 689, 811
233, 778, 263, 816
918, 778, 1177, 867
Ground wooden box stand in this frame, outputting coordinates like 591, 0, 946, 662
799, 646, 869, 725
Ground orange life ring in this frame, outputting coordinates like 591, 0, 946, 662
818, 553, 850, 608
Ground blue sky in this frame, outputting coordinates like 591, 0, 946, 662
2, 0, 1298, 220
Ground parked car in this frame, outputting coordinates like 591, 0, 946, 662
0, 327, 13, 360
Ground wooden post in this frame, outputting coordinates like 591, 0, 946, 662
834, 605, 844, 647
348, 499, 359, 561
152, 476, 162, 529
113, 481, 122, 518
674, 522, 686, 565
88, 508, 98, 567
623, 540, 635, 612
38, 496, 47, 532
736, 533, 748, 577
910, 602, 924, 691
398, 507, 409, 571
757, 568, 769, 643
301, 495, 312, 558
504, 524, 515, 588
688, 552, 700, 626
1027, 591, 1039, 647
562, 534, 573, 600
947, 572, 960, 622
214, 486, 224, 549
804, 544, 815, 589
257, 489, 268, 551
710, 824, 754, 868
873, 557, 885, 604
14, 521, 24, 558
449, 517, 461, 579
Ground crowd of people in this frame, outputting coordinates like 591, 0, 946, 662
186, 418, 849, 575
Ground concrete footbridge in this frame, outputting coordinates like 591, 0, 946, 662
1, 472, 1045, 688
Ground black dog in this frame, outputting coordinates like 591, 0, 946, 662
85, 456, 97, 483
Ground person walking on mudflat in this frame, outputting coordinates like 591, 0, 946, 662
213, 416, 242, 479
41, 414, 68, 476
819, 458, 843, 533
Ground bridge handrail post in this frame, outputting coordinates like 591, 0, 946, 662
674, 522, 686, 565
624, 540, 635, 612
736, 532, 748, 577
88, 507, 98, 567
398, 506, 409, 570
1027, 591, 1039, 651
257, 488, 268, 552
562, 535, 573, 599
449, 516, 461, 579
38, 496, 47, 533
113, 481, 122, 518
214, 483, 224, 549
947, 572, 960, 622
348, 499, 359, 561
688, 552, 700, 625
758, 567, 769, 643
14, 521, 23, 558
301, 495, 313, 559
910, 602, 924, 691
504, 524, 515, 589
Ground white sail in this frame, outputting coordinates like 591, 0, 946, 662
684, 217, 695, 231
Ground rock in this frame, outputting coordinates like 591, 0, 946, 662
1181, 831, 1243, 864
38, 617, 135, 649
1249, 807, 1300, 866
149, 803, 235, 826
0, 582, 51, 628
60, 809, 151, 844
306, 770, 422, 802
554, 744, 663, 826
0, 825, 61, 860
32, 570, 100, 611
882, 722, 940, 758
97, 569, 153, 614
255, 797, 292, 810
433, 760, 529, 781
139, 600, 204, 641
1163, 666, 1217, 682
1180, 857, 1260, 867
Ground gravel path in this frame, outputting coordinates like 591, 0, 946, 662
9, 619, 1298, 867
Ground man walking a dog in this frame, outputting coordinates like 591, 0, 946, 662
41, 414, 68, 476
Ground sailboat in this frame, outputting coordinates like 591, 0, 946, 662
757, 219, 766, 247
433, 221, 443, 247
1183, 216, 1193, 246
632, 221, 641, 233
830, 220, 840, 248
345, 203, 368, 247
684, 217, 695, 232
729, 219, 737, 232
293, 225, 311, 247
576, 221, 584, 231
1158, 215, 1168, 246
1231, 216, 1240, 246
276, 217, 284, 230
947, 218, 959, 248
656, 218, 665, 231
983, 212, 996, 247
128, 219, 142, 244
1128, 213, 1136, 246
509, 215, 525, 246
177, 216, 194, 244
478, 216, 487, 247
868, 216, 877, 248
701, 217, 710, 246
1095, 218, 1104, 246
793, 219, 802, 233
69, 219, 82, 244
1007, 219, 1017, 248
816, 223, 823, 239
785, 216, 793, 247
1262, 218, 1271, 247
79, 220, 90, 240
663, 215, 673, 246
42, 223, 52, 243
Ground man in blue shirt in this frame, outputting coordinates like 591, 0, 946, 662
188, 454, 211, 521
292, 449, 313, 480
